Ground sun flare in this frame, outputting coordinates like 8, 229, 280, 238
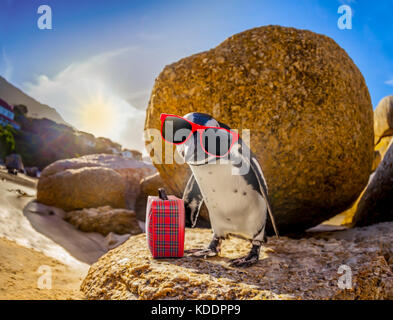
78, 99, 116, 136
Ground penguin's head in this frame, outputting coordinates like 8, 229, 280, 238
175, 112, 234, 166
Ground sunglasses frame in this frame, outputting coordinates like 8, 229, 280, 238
160, 113, 239, 157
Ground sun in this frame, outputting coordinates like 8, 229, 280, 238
78, 99, 116, 136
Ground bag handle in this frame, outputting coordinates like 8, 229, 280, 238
158, 188, 169, 200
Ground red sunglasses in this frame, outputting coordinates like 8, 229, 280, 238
160, 113, 239, 157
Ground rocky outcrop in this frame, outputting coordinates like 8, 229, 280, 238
374, 95, 393, 145
144, 25, 374, 234
371, 151, 381, 172
5, 153, 24, 173
342, 97, 393, 225
373, 96, 393, 164
12, 112, 141, 170
65, 206, 142, 236
25, 166, 39, 178
38, 167, 127, 211
375, 136, 392, 159
81, 223, 393, 300
352, 139, 393, 226
135, 173, 164, 221
0, 76, 68, 125
37, 154, 155, 211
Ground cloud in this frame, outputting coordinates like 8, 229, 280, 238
1, 47, 13, 81
385, 79, 393, 86
23, 47, 159, 152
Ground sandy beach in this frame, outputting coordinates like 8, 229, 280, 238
0, 237, 85, 299
0, 168, 91, 299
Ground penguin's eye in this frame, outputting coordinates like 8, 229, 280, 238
162, 116, 192, 144
201, 128, 233, 156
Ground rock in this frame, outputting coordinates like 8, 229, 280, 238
375, 135, 392, 159
371, 151, 381, 172
144, 25, 374, 234
122, 149, 143, 161
105, 232, 131, 250
37, 167, 127, 211
5, 153, 24, 172
25, 166, 39, 178
81, 222, 393, 300
64, 206, 142, 236
13, 114, 126, 170
37, 154, 156, 211
352, 139, 393, 226
374, 95, 393, 145
134, 172, 164, 221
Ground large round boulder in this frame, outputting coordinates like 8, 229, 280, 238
37, 166, 127, 211
144, 25, 374, 234
37, 154, 156, 211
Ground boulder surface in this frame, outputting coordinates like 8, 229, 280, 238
352, 139, 393, 226
37, 154, 155, 211
134, 172, 164, 222
65, 206, 142, 236
81, 223, 393, 300
37, 166, 127, 211
144, 25, 374, 234
374, 95, 393, 145
5, 153, 24, 172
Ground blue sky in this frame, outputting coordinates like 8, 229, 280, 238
0, 0, 393, 150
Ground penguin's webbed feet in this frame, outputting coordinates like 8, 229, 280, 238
229, 241, 261, 268
185, 248, 218, 258
229, 254, 259, 267
185, 234, 221, 259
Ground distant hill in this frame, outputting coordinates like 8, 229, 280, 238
0, 76, 68, 126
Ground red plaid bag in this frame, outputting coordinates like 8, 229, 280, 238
146, 188, 185, 258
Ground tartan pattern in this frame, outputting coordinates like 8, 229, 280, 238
146, 196, 185, 258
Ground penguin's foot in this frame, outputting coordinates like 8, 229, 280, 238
229, 242, 261, 268
185, 248, 218, 258
229, 254, 259, 268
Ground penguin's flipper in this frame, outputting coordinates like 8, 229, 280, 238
249, 154, 280, 238
183, 174, 204, 228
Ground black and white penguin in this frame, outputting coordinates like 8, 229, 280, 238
176, 112, 279, 267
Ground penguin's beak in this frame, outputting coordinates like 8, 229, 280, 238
183, 137, 197, 163
177, 132, 217, 165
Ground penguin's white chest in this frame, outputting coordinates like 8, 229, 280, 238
190, 162, 267, 239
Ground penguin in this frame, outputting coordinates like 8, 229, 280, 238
176, 112, 279, 267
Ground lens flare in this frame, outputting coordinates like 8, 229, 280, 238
77, 97, 116, 137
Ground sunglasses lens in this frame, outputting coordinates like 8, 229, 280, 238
202, 128, 233, 156
162, 116, 192, 143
